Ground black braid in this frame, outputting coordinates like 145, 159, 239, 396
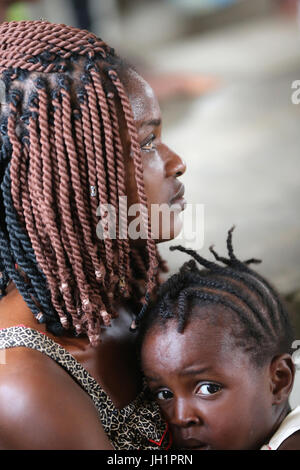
138, 229, 294, 367
169, 231, 284, 340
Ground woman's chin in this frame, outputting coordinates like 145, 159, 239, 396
154, 216, 184, 243
128, 211, 184, 245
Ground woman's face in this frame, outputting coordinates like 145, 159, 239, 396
120, 69, 187, 243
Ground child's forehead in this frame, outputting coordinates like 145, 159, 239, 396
144, 309, 242, 364
141, 314, 255, 380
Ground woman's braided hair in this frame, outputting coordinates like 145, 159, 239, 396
138, 228, 294, 366
0, 20, 167, 346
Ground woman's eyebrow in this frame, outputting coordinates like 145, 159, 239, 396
141, 118, 161, 128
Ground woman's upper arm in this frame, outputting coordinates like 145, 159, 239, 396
0, 348, 113, 450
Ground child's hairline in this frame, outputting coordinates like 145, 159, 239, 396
140, 290, 295, 370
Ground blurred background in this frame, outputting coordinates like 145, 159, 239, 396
2, 0, 300, 406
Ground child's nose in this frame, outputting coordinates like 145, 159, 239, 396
171, 397, 201, 427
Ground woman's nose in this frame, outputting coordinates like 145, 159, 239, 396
164, 145, 187, 178
171, 398, 201, 427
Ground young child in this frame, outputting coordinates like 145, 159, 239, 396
138, 228, 300, 450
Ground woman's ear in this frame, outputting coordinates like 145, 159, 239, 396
269, 354, 295, 405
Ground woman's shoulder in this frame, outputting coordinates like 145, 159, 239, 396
0, 344, 76, 411
0, 345, 113, 449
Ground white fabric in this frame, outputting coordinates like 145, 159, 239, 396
260, 406, 300, 450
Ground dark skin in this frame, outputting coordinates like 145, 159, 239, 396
0, 68, 186, 450
120, 68, 187, 242
141, 307, 300, 450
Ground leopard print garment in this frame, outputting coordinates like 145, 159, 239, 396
0, 325, 171, 450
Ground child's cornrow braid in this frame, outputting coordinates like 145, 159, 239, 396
169, 243, 280, 339
210, 228, 291, 336
175, 288, 263, 343
138, 229, 294, 366
165, 267, 274, 339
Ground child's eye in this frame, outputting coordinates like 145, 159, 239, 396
196, 383, 222, 396
156, 389, 173, 401
141, 134, 156, 152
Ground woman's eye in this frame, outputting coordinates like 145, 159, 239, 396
197, 383, 221, 396
141, 135, 156, 152
156, 389, 173, 401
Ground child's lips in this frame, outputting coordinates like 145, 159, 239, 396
179, 438, 210, 450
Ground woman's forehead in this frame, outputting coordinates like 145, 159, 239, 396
122, 68, 161, 124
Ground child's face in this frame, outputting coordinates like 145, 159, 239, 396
141, 307, 275, 450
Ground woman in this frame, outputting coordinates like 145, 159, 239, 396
0, 20, 186, 449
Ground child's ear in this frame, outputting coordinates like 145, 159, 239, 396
269, 354, 295, 405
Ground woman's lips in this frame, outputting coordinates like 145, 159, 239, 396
169, 184, 186, 210
170, 183, 185, 203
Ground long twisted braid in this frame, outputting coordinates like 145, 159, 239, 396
0, 20, 166, 346
107, 70, 159, 292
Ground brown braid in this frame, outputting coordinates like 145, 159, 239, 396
106, 91, 131, 295
71, 108, 108, 288
0, 21, 110, 72
27, 95, 61, 285
89, 70, 124, 288
0, 20, 166, 345
82, 75, 116, 285
8, 91, 23, 221
107, 70, 159, 294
